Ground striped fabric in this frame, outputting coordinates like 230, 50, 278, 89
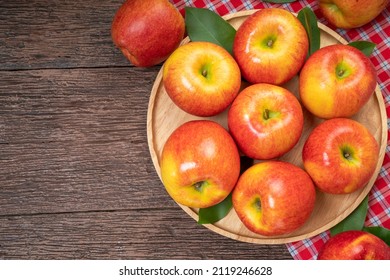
170, 0, 390, 260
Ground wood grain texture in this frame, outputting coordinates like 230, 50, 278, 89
0, 0, 292, 259
0, 68, 172, 216
0, 210, 291, 260
0, 0, 129, 70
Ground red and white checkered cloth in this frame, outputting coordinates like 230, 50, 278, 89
170, 0, 390, 260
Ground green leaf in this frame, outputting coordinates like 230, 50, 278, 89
197, 156, 254, 224
198, 193, 233, 224
348, 41, 376, 57
185, 7, 236, 55
363, 226, 390, 246
263, 0, 298, 3
297, 7, 320, 57
330, 195, 369, 236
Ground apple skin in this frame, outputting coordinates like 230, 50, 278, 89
111, 0, 185, 67
228, 83, 304, 160
318, 0, 389, 29
232, 161, 316, 236
233, 8, 308, 85
302, 118, 379, 194
163, 41, 241, 117
299, 44, 377, 119
318, 230, 390, 260
160, 120, 241, 209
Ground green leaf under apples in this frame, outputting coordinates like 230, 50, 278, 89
348, 41, 376, 57
263, 0, 297, 3
363, 226, 390, 246
330, 195, 369, 236
184, 7, 236, 55
198, 156, 254, 224
297, 7, 320, 57
198, 193, 233, 224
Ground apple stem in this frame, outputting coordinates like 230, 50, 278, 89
202, 69, 208, 78
263, 109, 270, 120
338, 69, 345, 77
267, 39, 274, 48
340, 145, 355, 162
193, 181, 205, 192
254, 197, 261, 212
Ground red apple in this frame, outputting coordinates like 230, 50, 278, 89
303, 118, 379, 194
299, 44, 377, 119
233, 8, 309, 85
318, 0, 389, 29
232, 161, 316, 236
160, 120, 240, 208
228, 83, 304, 160
163, 41, 241, 117
318, 230, 390, 260
111, 0, 185, 67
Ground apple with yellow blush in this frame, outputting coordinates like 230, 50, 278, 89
318, 0, 389, 29
163, 41, 241, 117
228, 83, 304, 160
160, 120, 240, 209
299, 44, 377, 119
302, 118, 379, 194
232, 161, 316, 236
233, 8, 309, 85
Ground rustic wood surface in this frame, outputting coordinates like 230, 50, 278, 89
0, 0, 292, 259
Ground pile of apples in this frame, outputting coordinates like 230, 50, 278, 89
160, 6, 380, 233
112, 0, 389, 259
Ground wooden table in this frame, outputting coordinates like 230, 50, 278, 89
0, 0, 292, 259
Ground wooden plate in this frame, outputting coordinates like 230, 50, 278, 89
147, 10, 387, 244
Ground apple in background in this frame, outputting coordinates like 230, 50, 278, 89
160, 120, 240, 209
111, 0, 185, 67
232, 161, 316, 236
318, 230, 390, 260
300, 44, 377, 119
303, 118, 379, 194
233, 8, 308, 85
163, 41, 241, 117
228, 83, 304, 160
318, 0, 389, 29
